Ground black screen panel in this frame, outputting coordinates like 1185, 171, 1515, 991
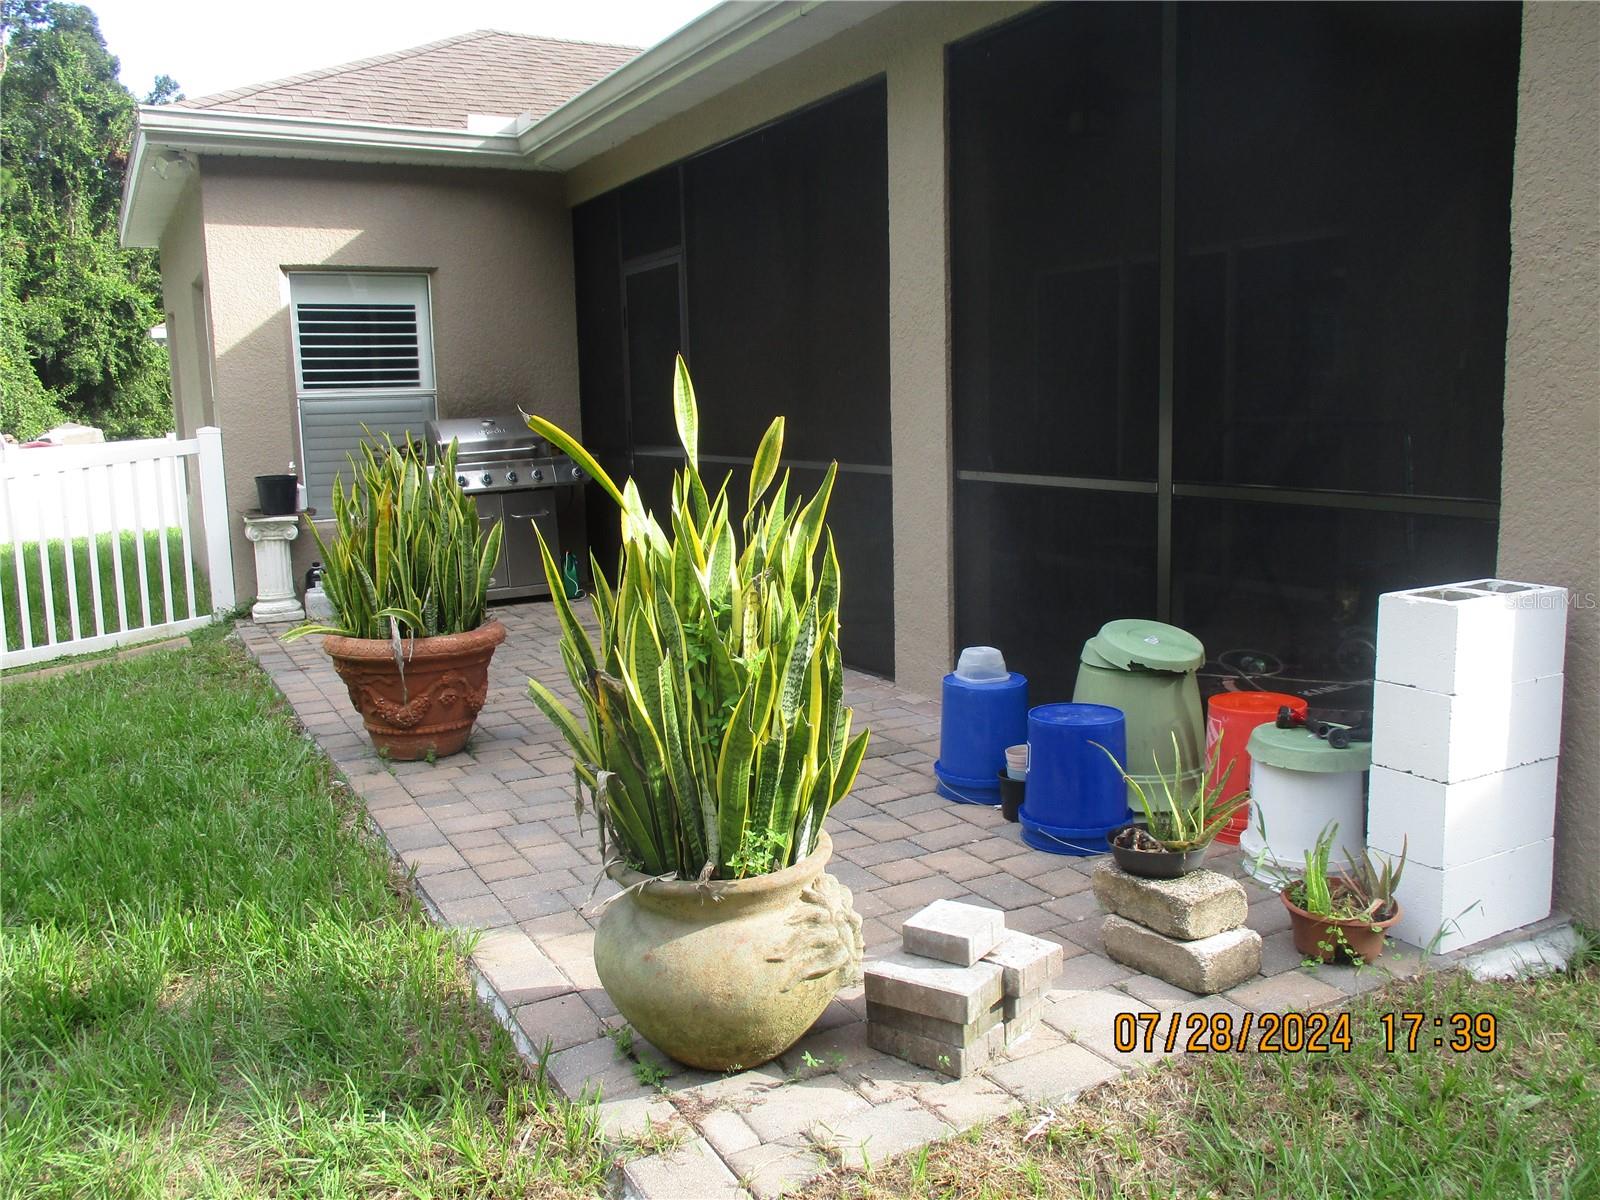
684, 82, 891, 467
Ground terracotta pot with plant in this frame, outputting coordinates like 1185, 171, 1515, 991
524, 356, 867, 1071
287, 437, 506, 761
1267, 821, 1406, 964
1098, 735, 1246, 879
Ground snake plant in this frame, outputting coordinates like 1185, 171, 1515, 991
524, 356, 870, 881
288, 435, 502, 640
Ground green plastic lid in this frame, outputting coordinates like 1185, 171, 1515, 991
1085, 619, 1205, 673
1079, 639, 1120, 670
1247, 724, 1372, 774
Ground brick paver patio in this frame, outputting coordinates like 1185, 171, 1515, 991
238, 602, 1433, 1199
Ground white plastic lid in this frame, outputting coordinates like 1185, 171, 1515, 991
955, 645, 1008, 681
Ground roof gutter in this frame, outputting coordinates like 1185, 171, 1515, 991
120, 106, 533, 246
517, 0, 880, 167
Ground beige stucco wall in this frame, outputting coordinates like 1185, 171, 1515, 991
158, 178, 210, 439
156, 175, 220, 594
166, 158, 581, 593
568, 1, 1035, 695
1500, 3, 1600, 928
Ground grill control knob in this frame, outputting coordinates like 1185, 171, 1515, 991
480, 472, 493, 486
456, 474, 467, 487
506, 470, 518, 484
532, 467, 544, 482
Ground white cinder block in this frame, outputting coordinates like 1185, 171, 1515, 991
1366, 760, 1558, 871
1372, 839, 1554, 954
1371, 674, 1564, 783
1375, 580, 1568, 695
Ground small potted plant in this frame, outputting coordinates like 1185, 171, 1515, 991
1099, 735, 1246, 878
287, 436, 505, 760
1268, 821, 1406, 964
523, 355, 867, 1071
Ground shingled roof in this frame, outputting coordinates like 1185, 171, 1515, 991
176, 30, 640, 129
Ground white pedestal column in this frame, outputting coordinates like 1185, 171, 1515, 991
243, 513, 306, 623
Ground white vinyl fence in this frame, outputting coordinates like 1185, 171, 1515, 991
0, 427, 236, 669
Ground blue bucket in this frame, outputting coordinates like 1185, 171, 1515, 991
934, 672, 1029, 805
1019, 703, 1129, 854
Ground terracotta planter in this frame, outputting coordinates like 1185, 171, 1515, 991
1281, 887, 1402, 964
323, 620, 506, 760
594, 831, 864, 1071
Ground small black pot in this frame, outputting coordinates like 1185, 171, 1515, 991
1107, 821, 1210, 879
256, 474, 299, 516
997, 771, 1025, 823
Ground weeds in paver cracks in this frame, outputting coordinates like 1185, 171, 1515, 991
798, 959, 1600, 1199
603, 1023, 671, 1091
0, 628, 613, 1197
789, 1050, 850, 1083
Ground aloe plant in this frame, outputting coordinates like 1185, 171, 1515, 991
524, 356, 869, 881
1258, 820, 1407, 922
1096, 733, 1246, 852
287, 435, 502, 640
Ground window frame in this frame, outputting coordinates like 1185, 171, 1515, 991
287, 270, 438, 508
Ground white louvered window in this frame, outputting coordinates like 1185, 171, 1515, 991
289, 272, 437, 509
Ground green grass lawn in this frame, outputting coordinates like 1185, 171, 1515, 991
0, 627, 609, 1198
800, 960, 1600, 1200
1, 529, 210, 652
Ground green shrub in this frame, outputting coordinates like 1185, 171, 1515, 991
525, 356, 869, 881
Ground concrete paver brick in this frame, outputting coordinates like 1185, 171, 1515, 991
1116, 973, 1207, 1011
1054, 949, 1136, 990
986, 1039, 1123, 1103
1043, 988, 1166, 1064
917, 1071, 1015, 1130
598, 1094, 676, 1140
839, 1054, 941, 1104
902, 899, 1006, 965
697, 1108, 762, 1158
864, 953, 1003, 1024
984, 930, 1065, 996
741, 1076, 871, 1143
1227, 970, 1347, 1013
868, 1019, 1003, 1078
622, 1136, 746, 1200
513, 992, 603, 1052
810, 1098, 952, 1170
866, 997, 1003, 1048
724, 1136, 829, 1200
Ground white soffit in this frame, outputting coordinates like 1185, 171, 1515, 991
119, 0, 898, 248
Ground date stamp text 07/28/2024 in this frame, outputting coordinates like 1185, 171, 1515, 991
1112, 1011, 1500, 1055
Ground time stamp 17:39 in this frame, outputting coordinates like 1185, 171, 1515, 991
1112, 1010, 1499, 1055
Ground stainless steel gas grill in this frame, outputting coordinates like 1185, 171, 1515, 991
423, 415, 585, 600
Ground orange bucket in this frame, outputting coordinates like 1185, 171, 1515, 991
1206, 691, 1308, 845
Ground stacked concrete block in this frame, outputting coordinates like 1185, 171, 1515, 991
986, 931, 1064, 1046
864, 901, 1062, 1076
1093, 863, 1260, 994
1369, 580, 1567, 953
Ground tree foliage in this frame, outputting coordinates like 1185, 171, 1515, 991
1, 2, 174, 441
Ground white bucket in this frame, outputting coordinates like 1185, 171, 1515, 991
1240, 760, 1367, 882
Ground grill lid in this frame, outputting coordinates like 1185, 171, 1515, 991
425, 415, 545, 461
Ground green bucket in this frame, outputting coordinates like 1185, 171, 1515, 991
1072, 619, 1206, 813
